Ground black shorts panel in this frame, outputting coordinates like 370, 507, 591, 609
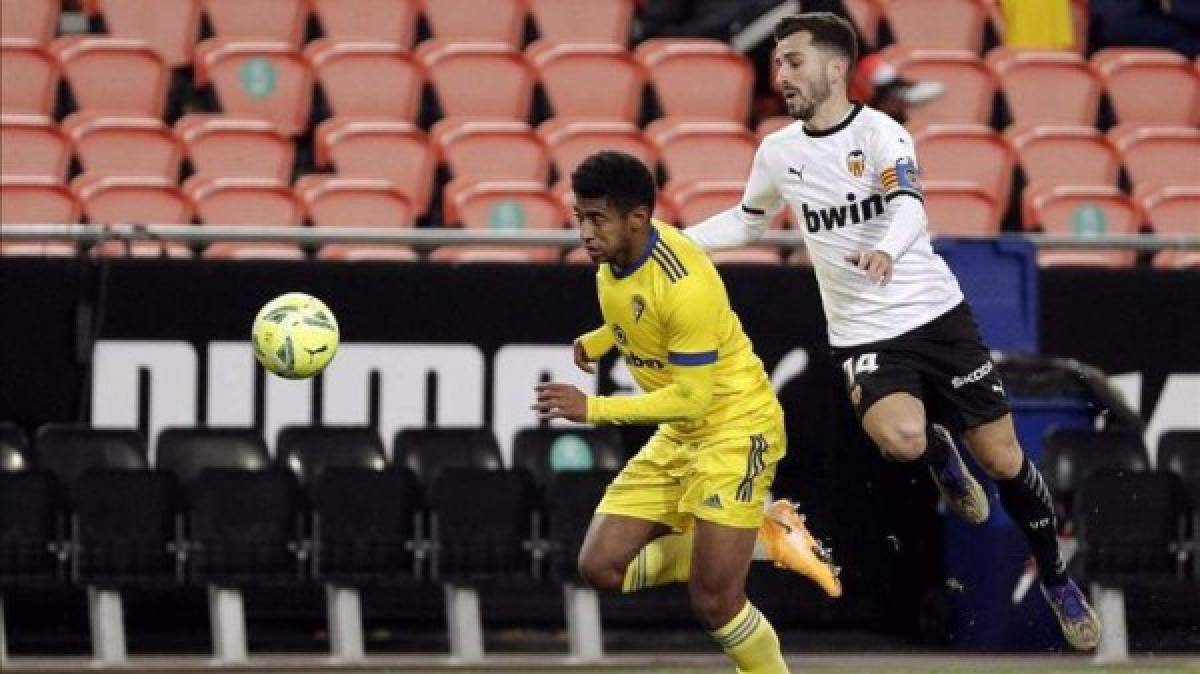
830, 302, 1011, 432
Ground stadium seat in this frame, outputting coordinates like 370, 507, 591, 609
297, 175, 415, 228
1076, 469, 1181, 578
305, 40, 424, 122
70, 468, 180, 582
709, 249, 785, 265
307, 0, 418, 46
878, 47, 996, 130
0, 470, 63, 583
416, 40, 536, 121
184, 468, 304, 580
176, 114, 295, 181
1091, 48, 1200, 127
418, 0, 526, 46
0, 422, 30, 471
309, 465, 422, 579
155, 427, 270, 484
51, 37, 169, 118
92, 0, 202, 66
987, 48, 1102, 127
1136, 185, 1200, 269
0, 39, 60, 114
275, 425, 386, 485
185, 176, 306, 258
1040, 428, 1149, 520
635, 39, 753, 123
0, 114, 70, 179
1025, 185, 1141, 267
63, 112, 184, 179
440, 180, 565, 261
756, 115, 795, 140
922, 180, 1001, 237
843, 0, 883, 48
646, 119, 756, 189
394, 427, 502, 487
1110, 125, 1200, 191
194, 39, 314, 136
915, 124, 1014, 207
0, 176, 81, 228
1, 0, 59, 43
511, 427, 623, 489
544, 469, 615, 578
430, 467, 535, 578
72, 174, 193, 224
1159, 430, 1200, 483
315, 244, 418, 261
1007, 125, 1120, 193
538, 118, 657, 183
202, 0, 308, 45
665, 180, 750, 227
34, 424, 147, 491
432, 119, 549, 182
313, 119, 434, 215
882, 0, 988, 52
526, 41, 644, 122
528, 0, 633, 45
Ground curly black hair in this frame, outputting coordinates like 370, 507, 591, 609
570, 151, 657, 215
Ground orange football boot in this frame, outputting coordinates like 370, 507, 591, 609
759, 499, 843, 598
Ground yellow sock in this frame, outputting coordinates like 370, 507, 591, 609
621, 531, 693, 593
709, 601, 789, 674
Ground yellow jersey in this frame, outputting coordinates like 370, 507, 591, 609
578, 220, 781, 440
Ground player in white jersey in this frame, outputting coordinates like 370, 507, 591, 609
685, 12, 1101, 650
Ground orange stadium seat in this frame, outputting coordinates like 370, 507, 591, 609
72, 174, 193, 225
882, 0, 988, 52
1007, 125, 1120, 194
313, 118, 435, 215
646, 119, 756, 189
176, 114, 295, 181
988, 48, 1102, 127
91, 0, 202, 66
879, 48, 996, 129
914, 124, 1014, 208
1110, 125, 1200, 190
0, 114, 70, 180
305, 40, 424, 122
432, 119, 549, 182
2, 0, 60, 43
528, 0, 634, 45
1092, 48, 1200, 127
416, 41, 535, 121
437, 179, 565, 262
202, 0, 307, 45
63, 112, 184, 179
51, 37, 168, 117
186, 176, 306, 258
194, 39, 313, 136
297, 175, 415, 228
635, 39, 753, 123
756, 116, 795, 140
1137, 185, 1200, 269
538, 118, 657, 181
664, 180, 755, 228
307, 0, 418, 46
0, 176, 81, 224
526, 41, 645, 122
316, 244, 418, 261
418, 0, 526, 46
922, 180, 1001, 237
0, 39, 60, 114
708, 248, 784, 265
1025, 185, 1140, 267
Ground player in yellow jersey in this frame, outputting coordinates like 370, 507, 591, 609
533, 152, 840, 674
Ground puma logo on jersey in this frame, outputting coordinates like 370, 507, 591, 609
801, 192, 885, 233
788, 166, 805, 181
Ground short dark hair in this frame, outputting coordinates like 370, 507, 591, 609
570, 151, 657, 215
774, 12, 859, 66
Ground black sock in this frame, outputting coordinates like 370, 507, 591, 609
995, 458, 1068, 586
920, 425, 952, 474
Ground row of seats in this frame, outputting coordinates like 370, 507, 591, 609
3, 0, 636, 54
1, 36, 754, 128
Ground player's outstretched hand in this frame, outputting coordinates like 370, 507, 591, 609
845, 249, 893, 286
573, 340, 596, 374
532, 383, 588, 422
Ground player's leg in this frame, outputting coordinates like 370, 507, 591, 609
691, 518, 789, 674
960, 414, 1100, 650
576, 513, 681, 591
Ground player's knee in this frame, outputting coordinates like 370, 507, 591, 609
576, 551, 624, 591
974, 438, 1023, 479
880, 421, 926, 462
687, 580, 742, 630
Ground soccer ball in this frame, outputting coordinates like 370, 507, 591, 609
251, 292, 339, 379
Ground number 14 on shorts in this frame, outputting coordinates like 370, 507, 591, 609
842, 352, 879, 384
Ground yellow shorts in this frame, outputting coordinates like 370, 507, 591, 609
596, 413, 787, 530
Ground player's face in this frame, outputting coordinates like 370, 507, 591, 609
775, 32, 836, 121
574, 197, 641, 265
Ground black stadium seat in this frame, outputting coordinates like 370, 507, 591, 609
0, 470, 63, 584
430, 467, 535, 579
1075, 469, 1181, 580
0, 422, 30, 471
394, 427, 502, 487
156, 427, 270, 485
311, 466, 423, 580
544, 469, 617, 580
276, 425, 386, 485
34, 424, 146, 489
512, 427, 624, 488
70, 468, 181, 583
1039, 428, 1148, 521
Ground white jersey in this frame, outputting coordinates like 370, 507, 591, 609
687, 103, 964, 348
